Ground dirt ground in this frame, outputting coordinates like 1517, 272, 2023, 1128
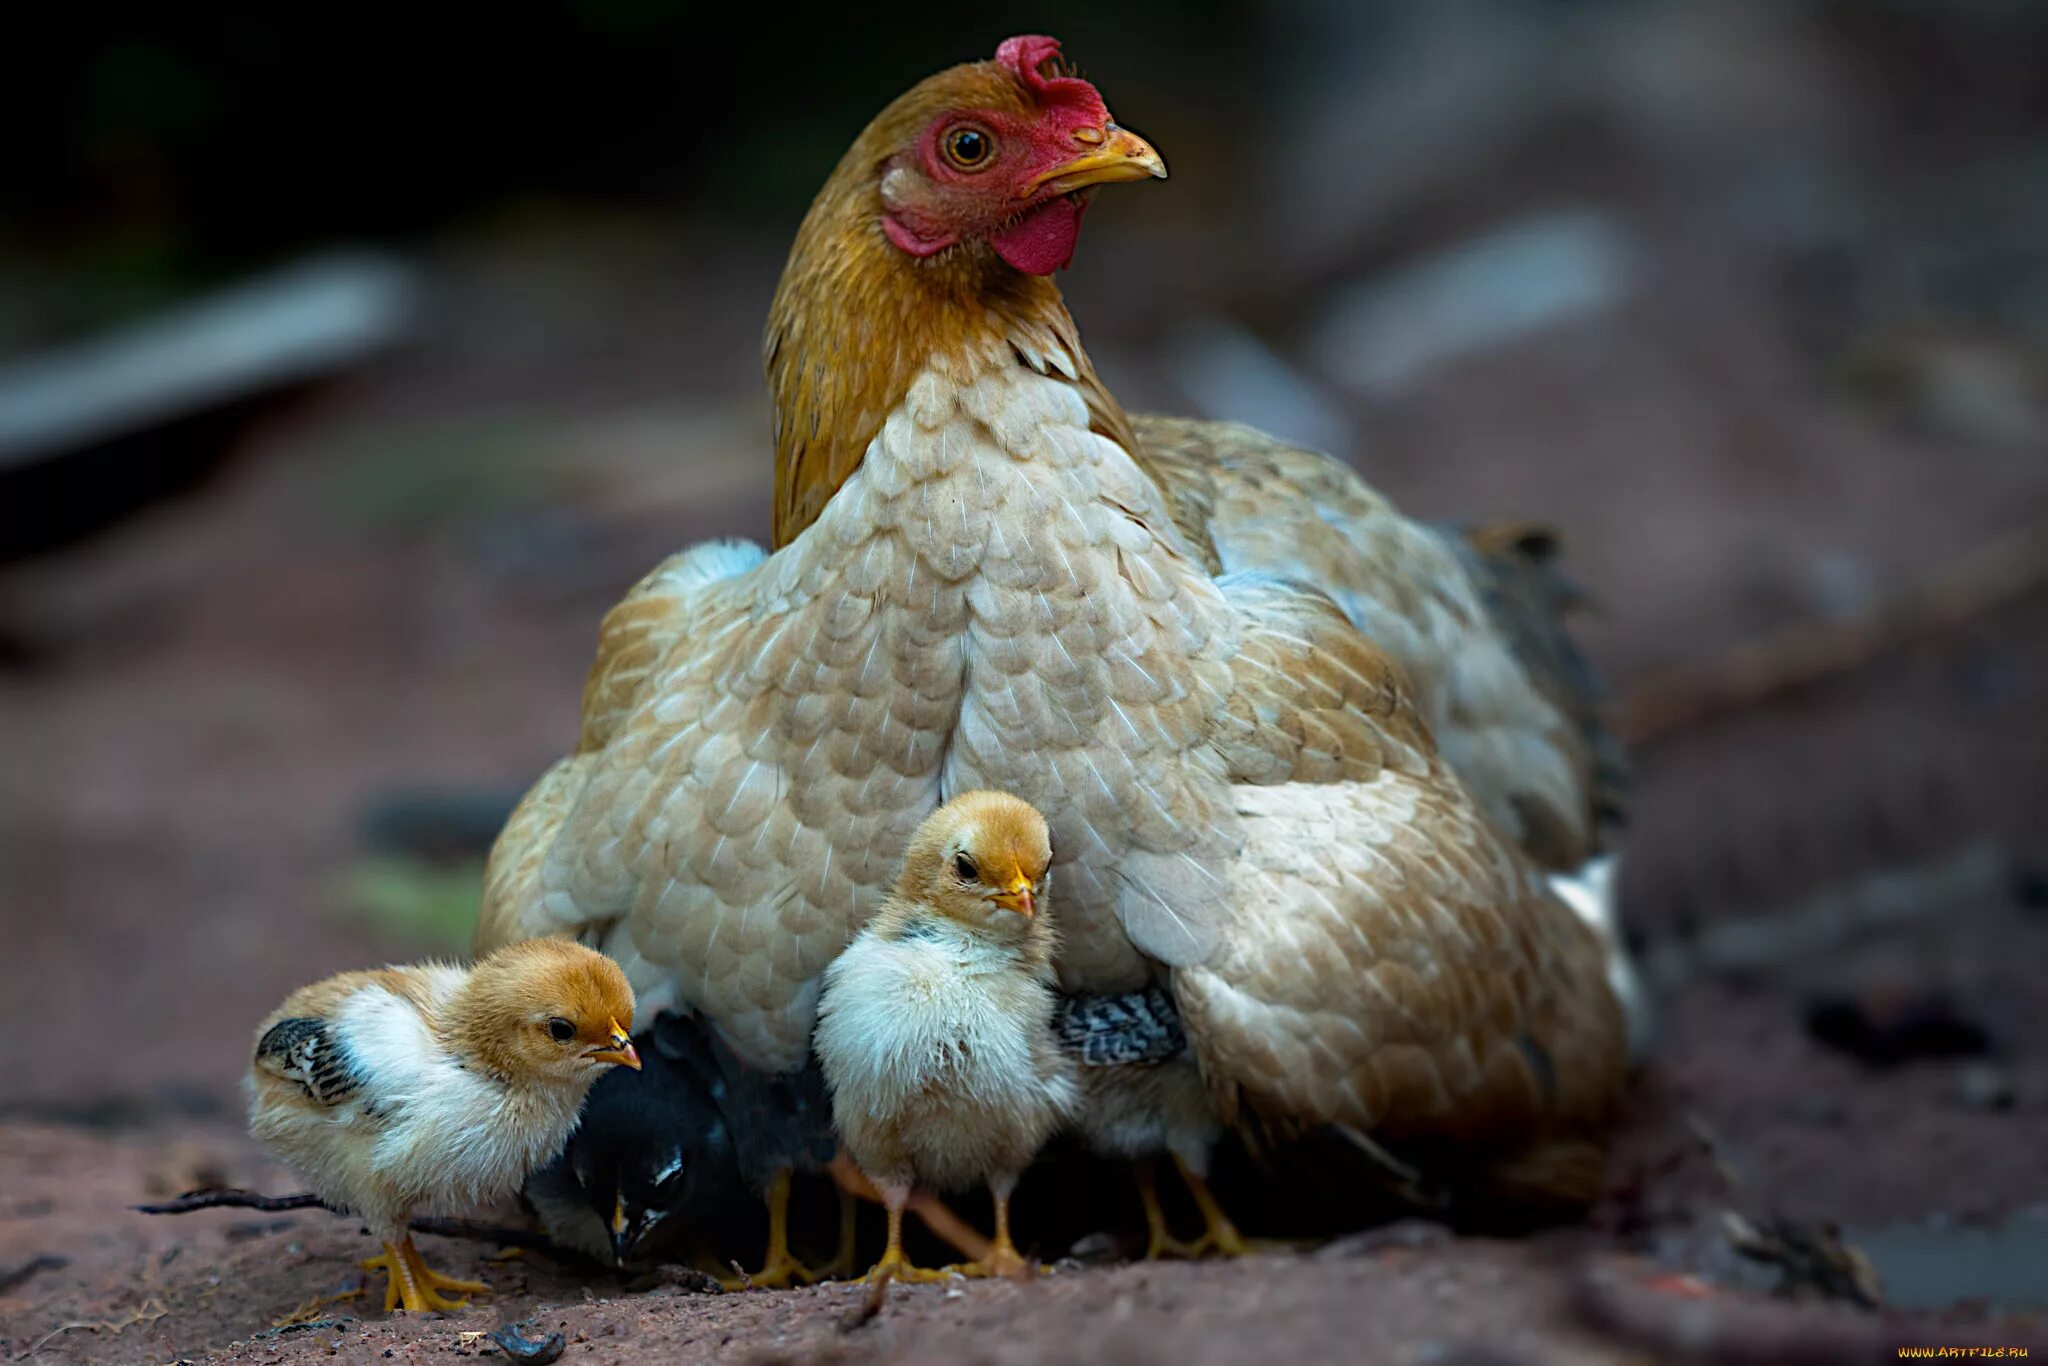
7, 45, 2048, 1355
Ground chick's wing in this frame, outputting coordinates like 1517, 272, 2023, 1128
254, 1016, 365, 1107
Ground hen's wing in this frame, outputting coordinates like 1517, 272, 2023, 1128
1135, 415, 1605, 870
1177, 574, 1626, 1199
478, 542, 769, 961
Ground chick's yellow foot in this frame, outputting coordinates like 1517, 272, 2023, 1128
948, 1239, 1043, 1280
714, 1169, 822, 1290
1142, 1228, 1208, 1260
818, 1187, 860, 1281
361, 1239, 491, 1313
859, 1245, 955, 1285
1171, 1159, 1290, 1259
1135, 1162, 1206, 1260
945, 1192, 1044, 1280
858, 1191, 959, 1285
715, 1245, 822, 1291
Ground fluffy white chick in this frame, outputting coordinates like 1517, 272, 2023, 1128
815, 790, 1078, 1281
247, 939, 639, 1312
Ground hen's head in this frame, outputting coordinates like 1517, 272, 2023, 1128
897, 790, 1055, 942
856, 35, 1164, 276
457, 939, 640, 1086
768, 36, 1162, 547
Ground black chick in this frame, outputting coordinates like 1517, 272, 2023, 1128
526, 1011, 842, 1282
525, 1011, 742, 1267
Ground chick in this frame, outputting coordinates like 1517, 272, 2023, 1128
528, 1009, 842, 1284
524, 1011, 743, 1268
1053, 986, 1251, 1258
247, 939, 639, 1312
815, 791, 1078, 1281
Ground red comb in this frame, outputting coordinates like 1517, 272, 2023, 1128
994, 35, 1106, 117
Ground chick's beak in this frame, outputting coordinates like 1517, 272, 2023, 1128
610, 1190, 633, 1263
589, 1019, 640, 1070
992, 874, 1036, 917
1022, 124, 1167, 199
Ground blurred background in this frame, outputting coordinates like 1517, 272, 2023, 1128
2, 0, 2046, 1351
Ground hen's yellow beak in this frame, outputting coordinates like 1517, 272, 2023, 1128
589, 1019, 640, 1070
1022, 125, 1167, 198
992, 874, 1036, 917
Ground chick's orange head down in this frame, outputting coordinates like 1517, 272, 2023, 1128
461, 940, 639, 1082
872, 34, 1166, 276
900, 791, 1053, 931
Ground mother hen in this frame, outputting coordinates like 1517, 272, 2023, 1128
478, 36, 1629, 1223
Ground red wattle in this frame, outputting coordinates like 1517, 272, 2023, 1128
989, 194, 1087, 275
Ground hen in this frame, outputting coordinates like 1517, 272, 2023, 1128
247, 940, 638, 1312
478, 34, 1628, 1231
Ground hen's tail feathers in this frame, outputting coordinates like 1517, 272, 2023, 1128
1549, 854, 1653, 1066
1446, 520, 1632, 847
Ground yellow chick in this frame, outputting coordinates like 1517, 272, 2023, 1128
246, 939, 639, 1312
815, 791, 1078, 1282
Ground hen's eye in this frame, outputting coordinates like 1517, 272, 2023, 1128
943, 126, 991, 170
954, 853, 978, 882
547, 1017, 576, 1044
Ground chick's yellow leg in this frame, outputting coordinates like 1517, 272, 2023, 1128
949, 1183, 1041, 1280
1172, 1155, 1281, 1259
829, 1150, 993, 1264
820, 1183, 860, 1281
717, 1169, 820, 1290
1133, 1159, 1204, 1260
860, 1187, 953, 1284
360, 1236, 490, 1313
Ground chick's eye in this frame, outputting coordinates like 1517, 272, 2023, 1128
954, 853, 978, 882
943, 126, 991, 170
547, 1017, 576, 1044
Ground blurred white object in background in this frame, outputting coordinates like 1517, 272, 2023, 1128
1169, 313, 1355, 460
0, 252, 418, 470
1312, 208, 1640, 398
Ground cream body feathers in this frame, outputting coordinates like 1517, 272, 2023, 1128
817, 911, 1079, 1193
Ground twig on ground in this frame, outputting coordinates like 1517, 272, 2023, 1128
0, 1254, 69, 1294
133, 1187, 568, 1257
269, 1280, 366, 1328
25, 1299, 169, 1357
134, 1190, 323, 1215
840, 1267, 893, 1331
